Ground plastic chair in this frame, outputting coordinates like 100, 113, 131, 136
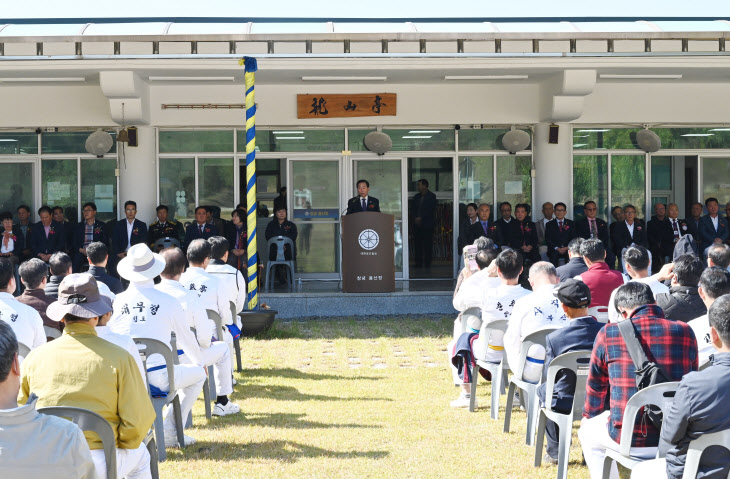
469, 319, 511, 419
682, 428, 730, 479
588, 306, 610, 323
459, 307, 481, 335
38, 406, 117, 479
188, 327, 212, 421
229, 301, 243, 372
44, 325, 61, 340
533, 350, 593, 479
145, 429, 159, 479
17, 341, 30, 361
153, 237, 181, 252
134, 338, 185, 462
699, 358, 713, 371
504, 326, 559, 446
265, 236, 295, 292
601, 382, 680, 479
206, 310, 225, 400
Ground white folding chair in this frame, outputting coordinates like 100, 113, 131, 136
682, 428, 730, 479
469, 319, 510, 418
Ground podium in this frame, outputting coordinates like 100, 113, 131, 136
341, 212, 395, 293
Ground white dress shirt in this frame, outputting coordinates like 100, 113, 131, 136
473, 283, 531, 363
688, 314, 715, 364
108, 280, 203, 368
96, 325, 147, 386
206, 260, 247, 321
626, 220, 635, 240
125, 220, 135, 251
452, 268, 501, 312
0, 292, 45, 351
670, 218, 682, 238
711, 215, 719, 232
180, 266, 233, 326
156, 278, 213, 349
503, 284, 569, 381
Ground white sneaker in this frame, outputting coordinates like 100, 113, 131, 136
163, 432, 196, 448
232, 377, 237, 385
213, 401, 241, 416
450, 393, 475, 408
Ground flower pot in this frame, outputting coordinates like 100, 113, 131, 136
238, 310, 277, 337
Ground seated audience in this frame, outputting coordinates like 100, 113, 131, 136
92, 302, 146, 387
205, 206, 225, 237
535, 201, 555, 262
112, 200, 148, 269
109, 243, 206, 447
454, 236, 495, 296
469, 203, 503, 247
579, 282, 698, 479
707, 243, 730, 270
576, 201, 616, 268
265, 206, 298, 261
72, 202, 108, 272
689, 267, 730, 364
45, 252, 72, 299
647, 202, 673, 271
699, 197, 729, 255
495, 201, 515, 243
0, 321, 95, 478
0, 211, 21, 264
225, 208, 248, 274
15, 205, 32, 261
450, 250, 530, 408
158, 247, 240, 416
509, 203, 540, 286
504, 262, 569, 383
612, 205, 648, 272
667, 203, 691, 258
555, 238, 587, 282
85, 241, 123, 295
183, 206, 218, 252
608, 206, 624, 242
16, 259, 59, 340
20, 274, 155, 479
457, 202, 479, 256
655, 254, 706, 322
536, 279, 604, 465
207, 236, 246, 321
577, 238, 624, 309
453, 249, 500, 313
148, 204, 184, 249
0, 258, 45, 353
607, 246, 669, 323
545, 202, 576, 267
685, 201, 704, 250
631, 295, 730, 479
30, 205, 65, 262
52, 205, 74, 254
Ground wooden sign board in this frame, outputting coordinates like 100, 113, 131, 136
297, 93, 396, 119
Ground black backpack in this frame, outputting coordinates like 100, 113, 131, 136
617, 319, 672, 432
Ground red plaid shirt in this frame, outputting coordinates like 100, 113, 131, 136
582, 304, 698, 447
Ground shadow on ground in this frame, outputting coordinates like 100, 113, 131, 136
238, 384, 393, 402
242, 367, 381, 381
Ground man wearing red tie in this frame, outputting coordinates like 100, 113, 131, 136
183, 206, 218, 252
346, 179, 380, 215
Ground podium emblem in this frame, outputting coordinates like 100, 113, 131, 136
358, 229, 379, 250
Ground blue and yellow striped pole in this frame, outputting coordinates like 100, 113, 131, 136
240, 56, 258, 309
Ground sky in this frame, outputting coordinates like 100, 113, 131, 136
1, 0, 730, 20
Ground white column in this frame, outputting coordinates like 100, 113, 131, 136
533, 123, 573, 217
118, 126, 157, 224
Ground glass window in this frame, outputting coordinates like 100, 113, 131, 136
350, 129, 455, 152
199, 158, 235, 220
293, 223, 339, 274
573, 127, 730, 150
255, 158, 281, 194
0, 163, 33, 218
80, 159, 117, 222
458, 156, 494, 210
159, 130, 233, 153
651, 156, 672, 191
573, 155, 608, 221
242, 129, 344, 153
702, 157, 730, 207
42, 159, 78, 219
407, 157, 453, 192
354, 160, 402, 219
496, 156, 532, 208
291, 161, 340, 211
0, 133, 38, 155
159, 157, 195, 224
459, 129, 531, 151
43, 131, 117, 154
611, 155, 646, 220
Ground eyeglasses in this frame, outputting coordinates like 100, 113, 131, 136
625, 210, 636, 215
82, 209, 94, 213
555, 208, 566, 212
125, 209, 136, 213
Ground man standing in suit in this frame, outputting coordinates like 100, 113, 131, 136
535, 202, 554, 262
545, 202, 577, 267
575, 200, 616, 269
184, 206, 218, 251
346, 179, 380, 215
30, 205, 65, 263
469, 203, 502, 246
647, 202, 674, 270
411, 179, 437, 270
699, 197, 729, 255
611, 204, 648, 271
536, 279, 604, 465
72, 202, 109, 272
112, 201, 148, 262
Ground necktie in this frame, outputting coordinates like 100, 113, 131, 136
482, 221, 488, 235
520, 222, 525, 247
362, 198, 367, 211
558, 220, 563, 230
199, 225, 203, 235
673, 220, 680, 240
590, 219, 597, 238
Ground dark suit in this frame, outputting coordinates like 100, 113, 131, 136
495, 217, 515, 244
611, 220, 648, 270
15, 223, 31, 261
457, 219, 478, 253
411, 191, 438, 268
647, 216, 674, 269
698, 214, 730, 253
684, 217, 702, 250
148, 220, 184, 248
576, 216, 616, 269
469, 219, 503, 247
30, 221, 66, 258
346, 196, 380, 215
265, 219, 298, 260
545, 219, 577, 266
183, 222, 218, 251
536, 316, 604, 458
72, 220, 109, 272
112, 219, 148, 255
225, 222, 248, 273
555, 257, 588, 282
508, 219, 540, 264
88, 265, 124, 295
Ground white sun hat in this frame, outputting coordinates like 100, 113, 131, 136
116, 243, 166, 282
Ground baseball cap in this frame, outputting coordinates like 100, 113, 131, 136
553, 279, 591, 309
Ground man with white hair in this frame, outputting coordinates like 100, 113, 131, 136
157, 246, 239, 416
109, 243, 206, 447
503, 262, 569, 383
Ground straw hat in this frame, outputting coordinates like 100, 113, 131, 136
116, 243, 166, 282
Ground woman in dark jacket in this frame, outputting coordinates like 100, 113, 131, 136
655, 254, 707, 322
225, 208, 248, 274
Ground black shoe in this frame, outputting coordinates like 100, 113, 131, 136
543, 454, 558, 466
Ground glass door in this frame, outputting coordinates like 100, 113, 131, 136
287, 158, 341, 277
0, 160, 36, 220
353, 157, 406, 278
700, 156, 730, 208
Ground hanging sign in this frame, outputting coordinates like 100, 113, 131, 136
297, 93, 397, 119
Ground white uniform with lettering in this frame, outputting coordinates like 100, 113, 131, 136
473, 284, 531, 363
108, 280, 205, 437
689, 314, 715, 365
156, 278, 232, 396
0, 292, 45, 358
206, 260, 246, 324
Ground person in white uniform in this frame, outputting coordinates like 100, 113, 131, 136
94, 305, 147, 386
451, 249, 500, 335
504, 262, 569, 383
157, 246, 239, 416
108, 243, 206, 447
607, 246, 669, 323
0, 257, 45, 357
689, 266, 730, 364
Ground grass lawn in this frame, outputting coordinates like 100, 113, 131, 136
160, 316, 591, 479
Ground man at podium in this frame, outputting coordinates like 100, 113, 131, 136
346, 179, 380, 215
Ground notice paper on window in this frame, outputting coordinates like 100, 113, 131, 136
95, 185, 114, 198
504, 181, 522, 195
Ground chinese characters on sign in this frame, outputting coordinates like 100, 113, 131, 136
297, 93, 397, 119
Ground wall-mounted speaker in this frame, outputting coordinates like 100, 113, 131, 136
548, 124, 559, 144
